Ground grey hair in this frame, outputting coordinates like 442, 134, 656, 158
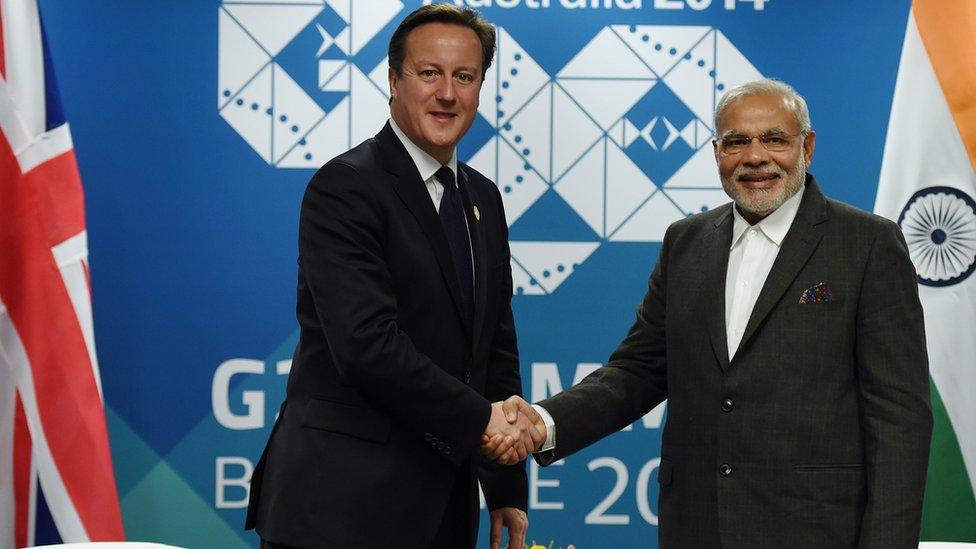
714, 78, 812, 134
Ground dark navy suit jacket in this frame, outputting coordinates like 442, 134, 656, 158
246, 122, 526, 547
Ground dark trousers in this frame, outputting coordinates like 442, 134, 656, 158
429, 462, 477, 549
262, 463, 478, 549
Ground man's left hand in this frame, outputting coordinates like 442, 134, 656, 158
489, 507, 527, 549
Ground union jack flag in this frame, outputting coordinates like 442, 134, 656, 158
0, 1, 124, 546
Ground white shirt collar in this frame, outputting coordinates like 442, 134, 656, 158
730, 184, 806, 249
389, 118, 458, 184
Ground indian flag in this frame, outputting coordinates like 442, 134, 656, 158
875, 0, 976, 541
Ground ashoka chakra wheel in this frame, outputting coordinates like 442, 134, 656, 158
897, 186, 976, 287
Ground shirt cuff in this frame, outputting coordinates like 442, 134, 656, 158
532, 404, 556, 453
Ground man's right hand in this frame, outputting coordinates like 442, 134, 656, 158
480, 396, 546, 465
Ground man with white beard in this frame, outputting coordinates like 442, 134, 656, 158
487, 79, 932, 548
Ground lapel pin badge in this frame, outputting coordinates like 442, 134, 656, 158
473, 205, 481, 221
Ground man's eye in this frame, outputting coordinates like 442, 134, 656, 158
456, 73, 474, 83
419, 70, 437, 79
724, 138, 749, 148
762, 136, 789, 146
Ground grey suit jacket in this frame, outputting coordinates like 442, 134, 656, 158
537, 175, 932, 549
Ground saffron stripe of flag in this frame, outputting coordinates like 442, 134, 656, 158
876, 0, 976, 541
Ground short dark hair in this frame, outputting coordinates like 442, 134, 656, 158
388, 3, 496, 78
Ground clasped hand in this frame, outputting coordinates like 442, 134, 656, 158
480, 396, 545, 465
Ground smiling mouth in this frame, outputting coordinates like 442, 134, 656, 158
738, 172, 781, 187
429, 112, 457, 122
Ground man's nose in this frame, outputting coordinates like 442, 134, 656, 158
741, 138, 770, 164
435, 76, 455, 102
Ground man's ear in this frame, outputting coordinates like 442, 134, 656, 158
388, 67, 397, 100
803, 130, 816, 167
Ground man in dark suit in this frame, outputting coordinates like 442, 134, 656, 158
488, 79, 933, 548
246, 5, 541, 548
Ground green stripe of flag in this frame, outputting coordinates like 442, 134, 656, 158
920, 382, 976, 541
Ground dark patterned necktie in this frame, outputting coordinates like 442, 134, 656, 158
436, 166, 473, 323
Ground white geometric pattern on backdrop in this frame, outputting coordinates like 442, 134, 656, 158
217, 2, 762, 294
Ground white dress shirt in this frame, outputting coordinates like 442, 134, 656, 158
389, 118, 458, 211
725, 185, 804, 359
388, 118, 474, 280
533, 186, 806, 454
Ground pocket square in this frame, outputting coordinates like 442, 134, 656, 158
798, 282, 834, 304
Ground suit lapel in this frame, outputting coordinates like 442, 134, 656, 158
379, 124, 469, 330
734, 177, 829, 362
458, 166, 486, 349
702, 206, 733, 372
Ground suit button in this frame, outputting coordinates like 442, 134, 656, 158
720, 463, 732, 476
721, 398, 733, 412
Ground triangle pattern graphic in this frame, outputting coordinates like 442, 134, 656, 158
715, 31, 763, 100
611, 190, 685, 242
553, 84, 603, 182
368, 57, 390, 94
511, 241, 600, 294
315, 23, 334, 56
609, 119, 625, 149
273, 64, 325, 163
663, 30, 716, 128
278, 96, 349, 168
606, 140, 656, 234
224, 4, 323, 57
608, 118, 642, 150
554, 140, 605, 237
121, 460, 251, 547
557, 78, 655, 131
511, 257, 546, 296
679, 118, 713, 149
319, 59, 347, 89
624, 119, 641, 148
350, 65, 390, 147
667, 188, 731, 215
497, 140, 549, 226
509, 189, 600, 242
557, 27, 654, 79
467, 136, 498, 183
106, 407, 161, 496
665, 144, 721, 188
218, 8, 270, 109
502, 83, 552, 181
108, 406, 251, 548
334, 26, 351, 55
612, 25, 711, 77
495, 27, 550, 128
323, 63, 351, 92
326, 0, 350, 23
350, 0, 403, 55
220, 63, 272, 163
660, 118, 682, 150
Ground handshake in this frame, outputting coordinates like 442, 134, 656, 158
480, 396, 546, 465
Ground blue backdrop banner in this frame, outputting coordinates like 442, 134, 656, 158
37, 1, 913, 547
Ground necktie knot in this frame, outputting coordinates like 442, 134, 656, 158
436, 166, 456, 191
